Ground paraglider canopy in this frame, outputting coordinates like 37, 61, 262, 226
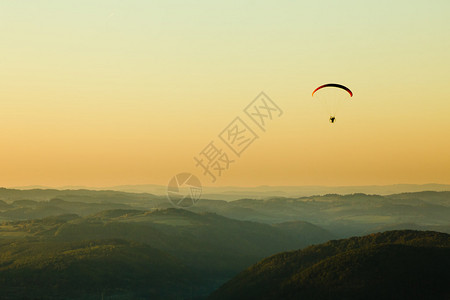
312, 83, 353, 97
312, 83, 353, 123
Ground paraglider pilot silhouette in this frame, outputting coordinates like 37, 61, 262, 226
312, 83, 353, 124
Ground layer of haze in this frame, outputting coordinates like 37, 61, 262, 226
1, 0, 450, 187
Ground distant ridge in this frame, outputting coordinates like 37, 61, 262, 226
9, 183, 450, 200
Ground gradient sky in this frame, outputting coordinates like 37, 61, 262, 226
1, 0, 450, 187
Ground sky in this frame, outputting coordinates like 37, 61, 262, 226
1, 0, 450, 188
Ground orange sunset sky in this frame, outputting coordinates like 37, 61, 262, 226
1, 1, 450, 187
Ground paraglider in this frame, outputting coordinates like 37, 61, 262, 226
312, 83, 353, 123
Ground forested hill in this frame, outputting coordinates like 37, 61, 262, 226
0, 208, 333, 299
209, 230, 450, 300
0, 239, 192, 300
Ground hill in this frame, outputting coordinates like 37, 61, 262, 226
209, 230, 450, 300
37, 209, 333, 276
0, 208, 333, 299
192, 191, 450, 237
0, 239, 197, 299
0, 187, 166, 208
1, 188, 448, 239
16, 184, 448, 200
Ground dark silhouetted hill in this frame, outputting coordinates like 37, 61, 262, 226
209, 230, 450, 300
